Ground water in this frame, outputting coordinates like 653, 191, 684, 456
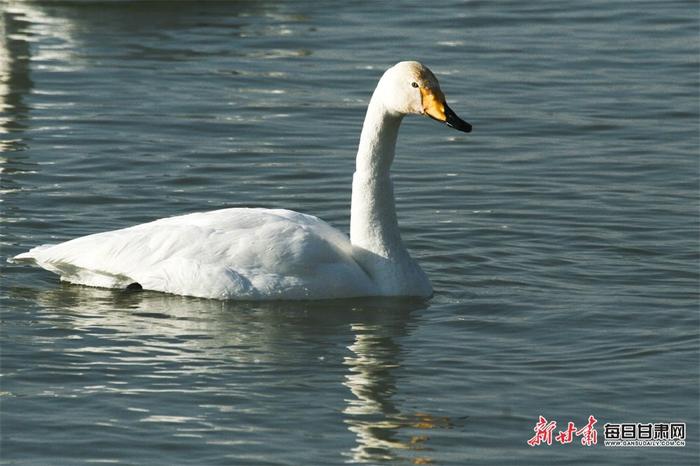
1, 0, 698, 464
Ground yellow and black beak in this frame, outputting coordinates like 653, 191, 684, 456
420, 87, 472, 133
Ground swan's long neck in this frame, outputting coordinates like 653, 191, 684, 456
348, 84, 432, 297
350, 92, 405, 259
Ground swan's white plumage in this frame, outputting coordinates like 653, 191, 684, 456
13, 61, 470, 300
14, 208, 377, 300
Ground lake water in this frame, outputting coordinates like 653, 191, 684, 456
1, 1, 698, 464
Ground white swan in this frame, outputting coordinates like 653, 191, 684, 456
13, 61, 471, 300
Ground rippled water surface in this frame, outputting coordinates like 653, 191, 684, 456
1, 1, 698, 464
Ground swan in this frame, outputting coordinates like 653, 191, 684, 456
12, 61, 472, 300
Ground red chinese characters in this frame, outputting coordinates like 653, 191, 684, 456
527, 416, 557, 446
554, 422, 576, 444
528, 415, 598, 447
576, 415, 598, 446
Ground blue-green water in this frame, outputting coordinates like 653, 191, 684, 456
1, 1, 698, 464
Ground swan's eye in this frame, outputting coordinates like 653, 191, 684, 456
411, 82, 419, 88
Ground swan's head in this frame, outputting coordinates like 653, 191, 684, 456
378, 61, 472, 133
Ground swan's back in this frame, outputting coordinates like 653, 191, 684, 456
14, 208, 376, 300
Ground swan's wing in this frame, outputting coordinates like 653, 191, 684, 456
13, 208, 375, 300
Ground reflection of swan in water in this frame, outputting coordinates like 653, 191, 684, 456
8, 284, 459, 462
1, 5, 33, 159
1, 4, 34, 145
342, 307, 461, 464
1, 3, 77, 220
8, 284, 425, 367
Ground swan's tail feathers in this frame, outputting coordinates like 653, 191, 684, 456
11, 244, 138, 290
11, 244, 54, 264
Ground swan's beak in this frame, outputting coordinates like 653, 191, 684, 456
421, 87, 472, 133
